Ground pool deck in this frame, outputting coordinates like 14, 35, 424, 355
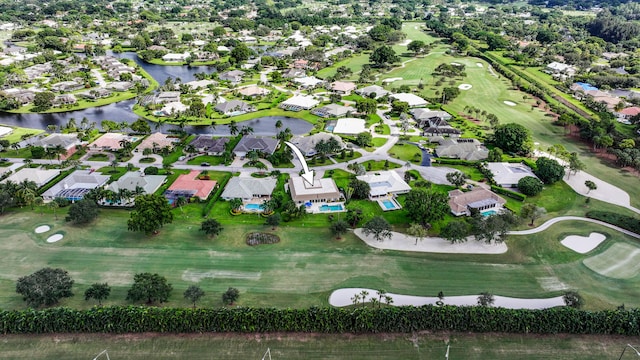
376, 196, 402, 211
306, 202, 346, 214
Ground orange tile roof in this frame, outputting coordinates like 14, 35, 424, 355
167, 170, 216, 199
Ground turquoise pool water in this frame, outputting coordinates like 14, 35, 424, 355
319, 204, 344, 212
245, 203, 263, 210
481, 210, 497, 217
325, 125, 335, 131
382, 199, 398, 209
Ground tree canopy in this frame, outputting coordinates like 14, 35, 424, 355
492, 123, 533, 156
128, 194, 174, 235
65, 199, 99, 225
84, 283, 111, 305
534, 157, 565, 184
362, 216, 392, 242
517, 176, 544, 196
126, 273, 172, 304
404, 188, 449, 226
16, 268, 74, 307
370, 45, 399, 68
222, 287, 240, 305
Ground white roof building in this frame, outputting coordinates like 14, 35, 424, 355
41, 169, 110, 200
356, 170, 411, 199
2, 168, 60, 187
332, 118, 366, 135
0, 126, 12, 137
292, 76, 324, 88
162, 52, 190, 62
356, 85, 389, 99
220, 177, 277, 201
486, 162, 538, 188
107, 171, 167, 194
288, 176, 341, 204
280, 95, 320, 110
390, 93, 429, 107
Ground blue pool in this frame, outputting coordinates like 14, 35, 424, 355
244, 203, 264, 210
382, 199, 398, 209
319, 204, 344, 212
325, 125, 335, 132
481, 210, 497, 217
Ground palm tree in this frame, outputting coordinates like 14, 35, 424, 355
210, 120, 217, 136
110, 159, 119, 172
51, 144, 65, 164
230, 198, 243, 213
240, 126, 254, 136
155, 118, 166, 133
48, 201, 60, 220
119, 139, 132, 153
275, 119, 283, 131
228, 120, 239, 136
175, 196, 187, 213
10, 143, 20, 155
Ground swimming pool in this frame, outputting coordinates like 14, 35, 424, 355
382, 199, 398, 209
481, 210, 497, 217
325, 125, 335, 132
244, 203, 264, 210
319, 204, 344, 212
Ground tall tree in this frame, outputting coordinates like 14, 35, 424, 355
127, 194, 174, 235
440, 220, 470, 243
222, 287, 240, 305
404, 188, 449, 227
520, 203, 546, 226
200, 218, 223, 238
446, 171, 468, 187
65, 199, 99, 224
585, 180, 597, 194
183, 285, 205, 308
534, 157, 565, 184
362, 216, 392, 242
370, 45, 399, 68
84, 283, 111, 306
407, 223, 428, 245
492, 123, 533, 156
330, 220, 349, 239
16, 268, 74, 307
126, 273, 172, 304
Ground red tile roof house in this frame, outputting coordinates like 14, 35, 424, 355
617, 106, 640, 120
165, 170, 217, 202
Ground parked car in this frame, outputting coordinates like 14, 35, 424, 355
201, 162, 210, 167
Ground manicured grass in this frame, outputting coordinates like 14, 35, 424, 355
316, 53, 371, 81
87, 154, 109, 161
96, 166, 131, 181
1, 332, 634, 360
360, 160, 401, 171
389, 143, 422, 163
0, 126, 44, 144
137, 107, 320, 126
187, 155, 225, 165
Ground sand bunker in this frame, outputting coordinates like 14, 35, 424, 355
35, 225, 50, 234
329, 288, 565, 309
399, 39, 411, 46
458, 84, 472, 90
503, 101, 516, 106
46, 234, 63, 243
561, 232, 606, 254
382, 77, 402, 83
476, 63, 484, 67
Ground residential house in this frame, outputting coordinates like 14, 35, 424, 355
214, 99, 253, 115
237, 85, 270, 98
312, 103, 352, 118
330, 81, 357, 94
42, 169, 110, 201
282, 68, 306, 79
332, 118, 366, 135
189, 136, 229, 155
89, 133, 133, 151
419, 117, 461, 137
292, 76, 323, 89
232, 136, 279, 158
184, 79, 218, 90
219, 70, 245, 83
106, 81, 134, 92
617, 107, 640, 122
154, 91, 181, 104
356, 85, 389, 99
79, 88, 111, 100
356, 170, 411, 199
51, 80, 84, 92
162, 52, 190, 62
220, 176, 277, 201
5, 89, 35, 105
486, 162, 538, 188
137, 132, 177, 152
288, 176, 341, 204
290, 133, 345, 157
411, 108, 452, 121
280, 95, 319, 111
165, 170, 217, 201
390, 93, 428, 108
546, 61, 576, 75
106, 171, 166, 196
1, 168, 60, 188
32, 133, 83, 160
52, 94, 77, 106
448, 188, 506, 216
293, 59, 309, 69
435, 138, 488, 161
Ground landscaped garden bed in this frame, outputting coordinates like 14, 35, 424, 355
245, 232, 280, 246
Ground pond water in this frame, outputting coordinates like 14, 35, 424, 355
0, 52, 313, 135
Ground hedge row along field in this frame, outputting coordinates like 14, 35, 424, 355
2, 306, 640, 335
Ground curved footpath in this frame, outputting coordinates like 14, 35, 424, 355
354, 216, 640, 254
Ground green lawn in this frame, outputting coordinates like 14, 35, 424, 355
2, 207, 640, 312
389, 143, 422, 163
0, 126, 44, 144
316, 53, 371, 81
1, 332, 633, 360
187, 155, 225, 165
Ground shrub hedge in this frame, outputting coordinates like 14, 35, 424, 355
490, 185, 526, 201
1, 306, 640, 335
586, 211, 640, 234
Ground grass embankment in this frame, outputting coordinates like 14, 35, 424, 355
134, 107, 320, 126
0, 126, 44, 144
0, 332, 634, 360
